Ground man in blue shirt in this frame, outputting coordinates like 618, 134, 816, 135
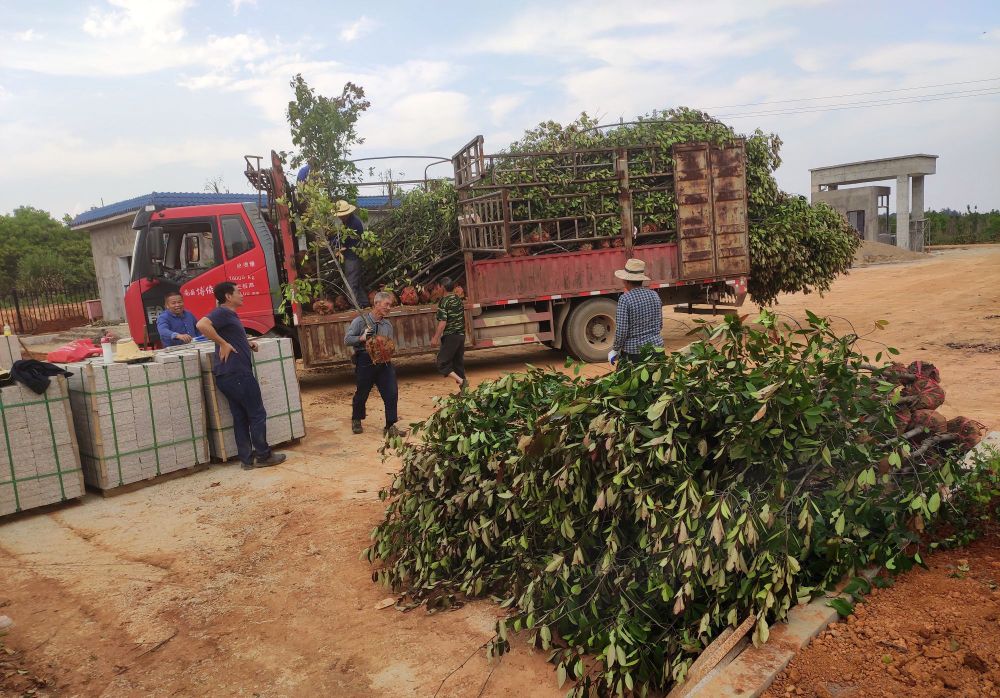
610, 258, 664, 366
334, 200, 369, 308
196, 282, 287, 470
156, 291, 198, 348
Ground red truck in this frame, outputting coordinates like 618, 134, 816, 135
124, 138, 749, 367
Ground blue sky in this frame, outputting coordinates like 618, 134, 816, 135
1, 0, 998, 218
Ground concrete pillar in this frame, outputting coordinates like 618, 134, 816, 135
911, 175, 925, 251
911, 175, 924, 220
895, 174, 910, 250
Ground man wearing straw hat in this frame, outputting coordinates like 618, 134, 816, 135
610, 258, 664, 366
333, 199, 369, 308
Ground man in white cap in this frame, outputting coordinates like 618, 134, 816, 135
610, 258, 664, 366
334, 199, 369, 308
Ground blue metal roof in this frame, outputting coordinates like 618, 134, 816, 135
70, 192, 263, 228
71, 192, 399, 228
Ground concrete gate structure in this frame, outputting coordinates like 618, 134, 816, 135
810, 154, 937, 251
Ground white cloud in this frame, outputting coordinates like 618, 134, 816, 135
82, 0, 191, 41
339, 16, 376, 42
470, 0, 825, 62
362, 91, 471, 151
489, 94, 526, 124
14, 29, 41, 42
0, 0, 263, 77
231, 0, 256, 14
851, 37, 1000, 76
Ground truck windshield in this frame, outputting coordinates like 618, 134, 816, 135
131, 219, 219, 283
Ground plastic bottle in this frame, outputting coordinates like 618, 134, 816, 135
101, 335, 114, 363
2, 324, 10, 336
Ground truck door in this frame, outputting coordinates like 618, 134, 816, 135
129, 217, 224, 344
219, 213, 274, 334
672, 142, 750, 280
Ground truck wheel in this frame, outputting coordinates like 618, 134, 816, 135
565, 298, 617, 362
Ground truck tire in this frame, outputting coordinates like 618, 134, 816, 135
565, 298, 617, 362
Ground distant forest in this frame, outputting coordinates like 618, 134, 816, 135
925, 207, 1000, 245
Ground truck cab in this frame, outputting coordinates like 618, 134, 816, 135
124, 202, 289, 345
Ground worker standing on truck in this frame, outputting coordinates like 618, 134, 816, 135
430, 277, 467, 391
609, 258, 664, 366
345, 291, 402, 437
334, 200, 369, 308
196, 282, 287, 470
156, 291, 198, 347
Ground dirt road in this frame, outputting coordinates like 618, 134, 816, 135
1, 246, 998, 697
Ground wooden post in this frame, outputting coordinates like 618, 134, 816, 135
616, 147, 634, 255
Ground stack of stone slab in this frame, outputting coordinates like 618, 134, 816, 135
197, 337, 304, 460
64, 352, 210, 490
0, 334, 21, 369
0, 376, 85, 516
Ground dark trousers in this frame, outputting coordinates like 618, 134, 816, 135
215, 372, 271, 465
343, 250, 369, 308
352, 351, 398, 427
436, 334, 466, 378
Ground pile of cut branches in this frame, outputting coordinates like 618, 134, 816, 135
366, 312, 991, 696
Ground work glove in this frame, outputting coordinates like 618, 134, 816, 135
608, 350, 619, 366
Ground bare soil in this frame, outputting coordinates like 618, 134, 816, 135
763, 536, 1000, 698
1, 245, 998, 697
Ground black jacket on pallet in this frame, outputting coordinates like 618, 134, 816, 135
9, 359, 73, 394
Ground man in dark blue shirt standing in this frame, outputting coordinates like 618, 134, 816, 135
334, 200, 369, 308
156, 291, 198, 347
196, 282, 286, 470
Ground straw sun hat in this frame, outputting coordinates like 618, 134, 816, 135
334, 200, 357, 217
614, 258, 651, 282
113, 338, 154, 363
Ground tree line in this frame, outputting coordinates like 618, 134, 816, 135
0, 207, 96, 293
925, 207, 1000, 245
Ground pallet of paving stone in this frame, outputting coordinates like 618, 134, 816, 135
0, 334, 22, 370
64, 352, 210, 491
0, 376, 85, 517
196, 337, 305, 461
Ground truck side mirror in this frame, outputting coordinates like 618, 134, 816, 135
148, 226, 166, 260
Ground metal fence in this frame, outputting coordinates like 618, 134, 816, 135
0, 281, 101, 335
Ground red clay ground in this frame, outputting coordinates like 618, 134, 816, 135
0, 245, 998, 697
764, 535, 1000, 698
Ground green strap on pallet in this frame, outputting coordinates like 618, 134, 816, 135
207, 407, 303, 434
100, 364, 127, 487
0, 388, 21, 512
276, 340, 295, 436
178, 355, 199, 463
141, 364, 162, 476
41, 384, 67, 500
73, 374, 199, 397
0, 467, 83, 488
0, 380, 82, 512
79, 434, 203, 462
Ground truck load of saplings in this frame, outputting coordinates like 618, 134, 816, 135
288, 108, 859, 313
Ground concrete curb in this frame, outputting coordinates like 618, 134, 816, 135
687, 432, 1000, 697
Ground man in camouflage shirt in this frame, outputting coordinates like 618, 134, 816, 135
431, 277, 467, 390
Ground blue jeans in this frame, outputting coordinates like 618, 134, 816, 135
215, 372, 271, 465
352, 351, 398, 427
